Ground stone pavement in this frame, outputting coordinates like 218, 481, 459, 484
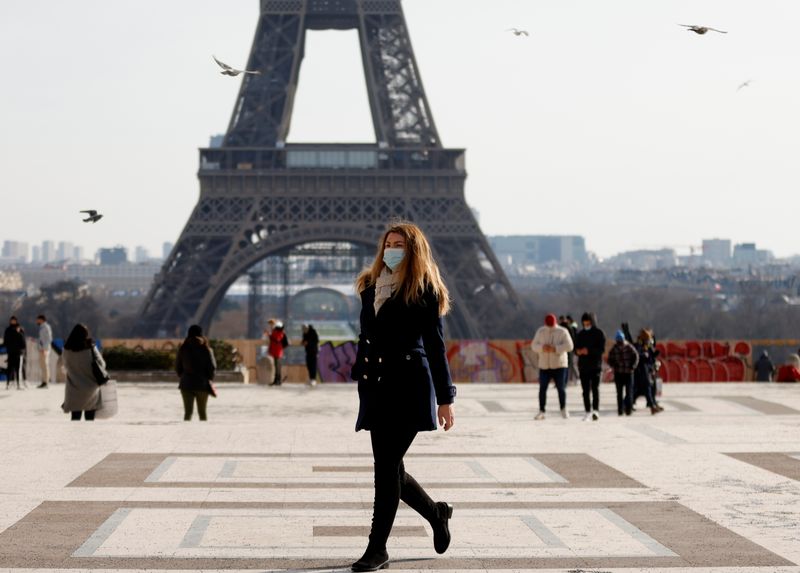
0, 381, 799, 573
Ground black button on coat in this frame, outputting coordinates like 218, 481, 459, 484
352, 284, 456, 432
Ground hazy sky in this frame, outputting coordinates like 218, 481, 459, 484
1, 0, 798, 259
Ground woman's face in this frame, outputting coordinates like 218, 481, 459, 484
384, 232, 406, 251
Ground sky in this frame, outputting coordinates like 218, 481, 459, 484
1, 0, 798, 259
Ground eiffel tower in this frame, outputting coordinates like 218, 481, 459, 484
136, 0, 522, 339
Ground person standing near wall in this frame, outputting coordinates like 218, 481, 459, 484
3, 316, 26, 389
302, 324, 320, 386
61, 324, 105, 421
574, 312, 606, 421
531, 314, 574, 420
266, 319, 287, 386
350, 222, 456, 572
176, 324, 217, 421
607, 330, 639, 416
754, 351, 775, 382
36, 315, 53, 388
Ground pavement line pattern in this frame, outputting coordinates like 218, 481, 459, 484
520, 515, 567, 548
661, 399, 700, 412
627, 424, 688, 444
68, 452, 644, 489
717, 396, 800, 415
0, 500, 789, 569
725, 452, 800, 481
72, 508, 132, 558
594, 508, 677, 557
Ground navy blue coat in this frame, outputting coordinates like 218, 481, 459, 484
352, 284, 456, 432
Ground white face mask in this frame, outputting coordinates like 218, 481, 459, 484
383, 248, 405, 271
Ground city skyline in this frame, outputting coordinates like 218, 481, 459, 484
2, 1, 799, 258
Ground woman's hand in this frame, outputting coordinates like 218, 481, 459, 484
438, 404, 455, 431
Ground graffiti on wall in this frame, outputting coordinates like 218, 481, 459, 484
318, 341, 357, 383
446, 340, 528, 383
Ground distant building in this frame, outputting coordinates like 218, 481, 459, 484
41, 240, 55, 263
19, 262, 161, 295
733, 243, 773, 265
605, 249, 678, 271
98, 247, 128, 266
57, 241, 74, 261
73, 246, 85, 262
1, 241, 29, 263
702, 239, 732, 267
32, 245, 42, 263
162, 242, 174, 260
209, 134, 225, 148
134, 246, 150, 263
489, 235, 588, 272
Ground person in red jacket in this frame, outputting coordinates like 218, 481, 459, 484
265, 319, 288, 386
775, 354, 800, 383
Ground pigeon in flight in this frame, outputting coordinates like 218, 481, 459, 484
737, 80, 753, 91
506, 28, 530, 37
212, 55, 261, 77
679, 24, 728, 35
80, 210, 103, 223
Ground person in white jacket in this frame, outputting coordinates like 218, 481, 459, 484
531, 314, 574, 420
36, 314, 53, 388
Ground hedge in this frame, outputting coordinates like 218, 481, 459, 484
103, 340, 237, 371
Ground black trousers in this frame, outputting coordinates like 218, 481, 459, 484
614, 372, 634, 414
71, 410, 95, 421
579, 369, 601, 412
181, 390, 209, 421
306, 352, 317, 380
7, 352, 22, 383
367, 428, 437, 551
273, 357, 282, 384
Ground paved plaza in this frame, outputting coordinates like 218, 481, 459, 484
1, 381, 799, 573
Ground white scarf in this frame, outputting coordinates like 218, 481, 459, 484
374, 268, 400, 316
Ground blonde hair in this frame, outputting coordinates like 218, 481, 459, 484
355, 221, 451, 316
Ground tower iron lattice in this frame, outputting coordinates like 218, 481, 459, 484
137, 0, 522, 339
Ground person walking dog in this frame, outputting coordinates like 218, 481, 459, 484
350, 222, 456, 572
531, 314, 574, 420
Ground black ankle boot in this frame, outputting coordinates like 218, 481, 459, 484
431, 502, 454, 554
351, 546, 389, 572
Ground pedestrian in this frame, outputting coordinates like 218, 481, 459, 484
302, 324, 320, 386
607, 330, 639, 416
531, 314, 574, 420
574, 312, 606, 421
265, 319, 287, 386
3, 317, 25, 388
61, 324, 106, 421
3, 316, 26, 389
754, 351, 775, 382
775, 354, 800, 383
36, 314, 53, 388
558, 314, 580, 384
350, 222, 456, 572
176, 324, 217, 421
633, 329, 661, 415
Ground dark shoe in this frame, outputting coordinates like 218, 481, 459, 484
624, 409, 632, 416
431, 502, 454, 554
351, 547, 389, 572
37, 382, 48, 389
650, 407, 660, 415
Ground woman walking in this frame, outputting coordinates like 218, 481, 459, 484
176, 324, 217, 421
350, 222, 457, 572
302, 324, 319, 385
61, 324, 105, 421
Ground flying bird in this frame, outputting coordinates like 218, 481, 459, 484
80, 210, 103, 224
737, 79, 753, 91
212, 55, 261, 77
506, 28, 529, 37
679, 24, 728, 35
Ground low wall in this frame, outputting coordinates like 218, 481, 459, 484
96, 338, 800, 384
